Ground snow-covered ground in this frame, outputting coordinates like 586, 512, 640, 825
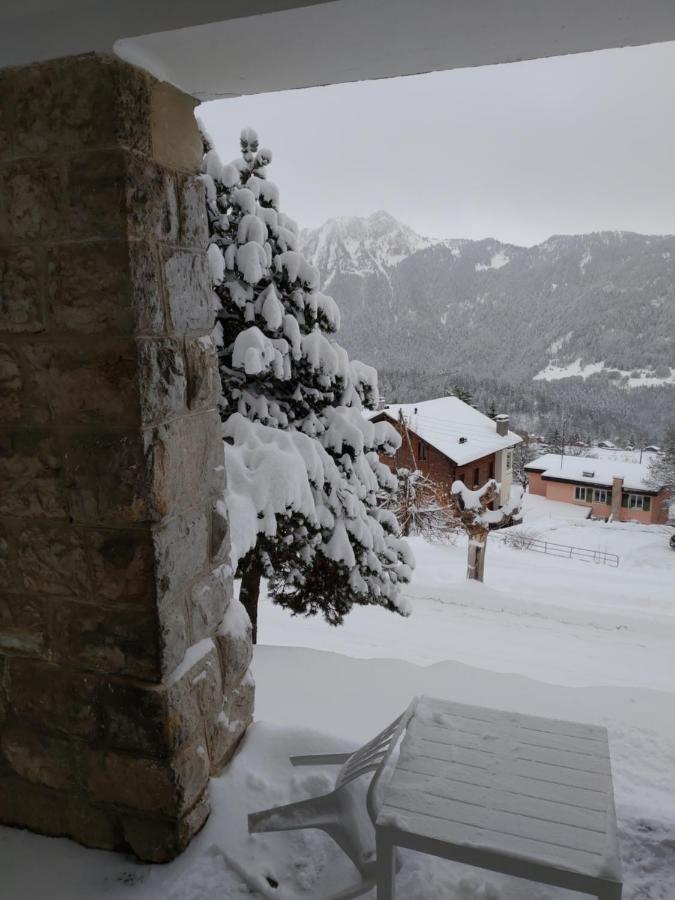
260, 495, 675, 692
3, 494, 674, 898
532, 359, 675, 389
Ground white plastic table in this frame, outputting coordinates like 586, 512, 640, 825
375, 696, 622, 899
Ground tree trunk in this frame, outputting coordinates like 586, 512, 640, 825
240, 566, 262, 644
466, 534, 487, 582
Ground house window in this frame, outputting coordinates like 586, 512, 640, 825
473, 467, 480, 487
418, 441, 427, 460
574, 485, 593, 502
621, 493, 651, 511
489, 460, 495, 479
593, 488, 610, 504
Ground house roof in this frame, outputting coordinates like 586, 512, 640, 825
525, 453, 661, 492
370, 397, 521, 466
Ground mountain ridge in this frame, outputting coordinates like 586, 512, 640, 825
301, 212, 675, 388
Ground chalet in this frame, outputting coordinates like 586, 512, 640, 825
370, 397, 522, 505
525, 454, 671, 524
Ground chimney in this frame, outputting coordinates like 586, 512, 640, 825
495, 414, 509, 437
611, 476, 623, 518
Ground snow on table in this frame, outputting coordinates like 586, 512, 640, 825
377, 696, 622, 898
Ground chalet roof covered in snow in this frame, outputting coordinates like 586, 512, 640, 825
525, 454, 660, 492
371, 397, 521, 466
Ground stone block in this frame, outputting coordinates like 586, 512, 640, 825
158, 588, 189, 679
147, 410, 222, 519
210, 502, 230, 564
128, 241, 165, 333
46, 239, 164, 337
122, 791, 209, 863
137, 338, 187, 424
0, 431, 68, 519
126, 155, 178, 243
51, 600, 161, 681
153, 510, 209, 599
212, 672, 254, 771
0, 658, 7, 731
184, 335, 219, 411
0, 773, 70, 835
214, 599, 253, 693
4, 341, 52, 425
63, 431, 154, 526
151, 82, 201, 175
85, 741, 208, 819
8, 658, 98, 739
0, 70, 11, 159
0, 527, 9, 590
0, 343, 22, 422
0, 246, 45, 334
85, 750, 175, 816
1, 725, 75, 790
99, 680, 169, 757
47, 241, 134, 335
16, 523, 88, 597
0, 594, 46, 656
165, 672, 204, 754
67, 150, 126, 240
190, 564, 231, 644
67, 794, 121, 850
190, 645, 223, 723
177, 174, 209, 248
0, 158, 64, 241
88, 529, 155, 607
12, 55, 151, 158
47, 340, 140, 426
163, 248, 212, 332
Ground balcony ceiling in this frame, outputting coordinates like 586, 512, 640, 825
3, 0, 675, 98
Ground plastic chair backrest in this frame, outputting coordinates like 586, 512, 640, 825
334, 699, 417, 825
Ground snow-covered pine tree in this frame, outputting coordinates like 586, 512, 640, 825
200, 126, 413, 637
451, 385, 473, 406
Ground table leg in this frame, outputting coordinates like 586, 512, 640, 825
376, 831, 396, 900
597, 884, 622, 900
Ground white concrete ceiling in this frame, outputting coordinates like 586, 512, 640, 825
4, 0, 675, 98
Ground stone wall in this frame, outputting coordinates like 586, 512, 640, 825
0, 54, 252, 861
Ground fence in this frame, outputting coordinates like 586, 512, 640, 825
499, 533, 620, 567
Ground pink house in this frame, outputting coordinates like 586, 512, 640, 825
525, 454, 671, 524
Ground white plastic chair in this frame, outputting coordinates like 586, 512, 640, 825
248, 706, 414, 900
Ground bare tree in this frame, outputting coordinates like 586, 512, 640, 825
390, 467, 458, 542
451, 480, 523, 582
387, 409, 458, 542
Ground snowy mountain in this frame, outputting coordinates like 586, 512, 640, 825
301, 215, 675, 388
301, 211, 448, 286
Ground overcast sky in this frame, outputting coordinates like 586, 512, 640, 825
200, 40, 675, 247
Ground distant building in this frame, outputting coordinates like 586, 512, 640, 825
370, 396, 522, 506
525, 454, 670, 524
